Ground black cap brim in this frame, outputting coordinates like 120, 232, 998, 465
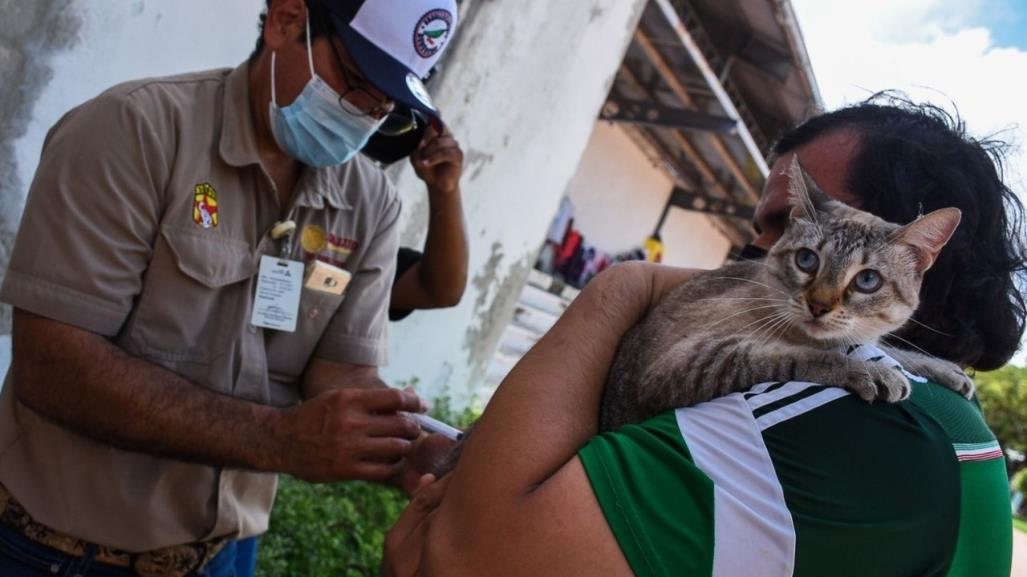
327, 11, 444, 130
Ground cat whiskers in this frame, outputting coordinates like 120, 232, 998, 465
802, 195, 825, 241
705, 276, 792, 298
905, 317, 954, 337
693, 296, 788, 304
700, 303, 787, 332
751, 313, 795, 351
739, 312, 793, 345
718, 310, 793, 370
883, 331, 944, 361
715, 306, 791, 348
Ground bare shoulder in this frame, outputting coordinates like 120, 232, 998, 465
425, 457, 634, 577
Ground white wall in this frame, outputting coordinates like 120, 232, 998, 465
0, 0, 265, 380
564, 122, 730, 270
13, 1, 264, 216
565, 122, 674, 254
661, 206, 732, 269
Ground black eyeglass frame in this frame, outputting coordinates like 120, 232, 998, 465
326, 37, 396, 120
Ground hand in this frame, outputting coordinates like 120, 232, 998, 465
588, 262, 698, 328
411, 125, 463, 198
391, 433, 458, 495
274, 388, 426, 483
382, 474, 451, 577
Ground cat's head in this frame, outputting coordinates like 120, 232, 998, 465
764, 157, 961, 346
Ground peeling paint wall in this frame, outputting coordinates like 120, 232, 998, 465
0, 0, 265, 375
0, 0, 79, 339
382, 0, 650, 404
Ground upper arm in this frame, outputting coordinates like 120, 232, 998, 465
1, 92, 167, 336
423, 457, 633, 577
389, 262, 438, 313
388, 248, 428, 318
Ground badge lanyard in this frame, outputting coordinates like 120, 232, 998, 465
250, 221, 303, 332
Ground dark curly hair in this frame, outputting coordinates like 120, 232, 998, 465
249, 0, 335, 62
773, 93, 1027, 370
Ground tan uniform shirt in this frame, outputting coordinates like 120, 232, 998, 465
0, 63, 400, 551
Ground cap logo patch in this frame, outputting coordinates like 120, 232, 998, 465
193, 183, 219, 229
413, 9, 452, 58
405, 73, 436, 110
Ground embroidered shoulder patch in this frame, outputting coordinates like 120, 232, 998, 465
193, 183, 219, 229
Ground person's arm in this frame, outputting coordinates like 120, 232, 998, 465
390, 126, 468, 312
13, 309, 423, 484
412, 263, 695, 576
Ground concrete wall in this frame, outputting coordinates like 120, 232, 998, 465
564, 121, 731, 270
0, 0, 266, 377
381, 0, 649, 402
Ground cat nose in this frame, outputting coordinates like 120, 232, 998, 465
807, 300, 833, 318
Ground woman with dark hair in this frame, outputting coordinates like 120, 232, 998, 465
381, 97, 1025, 577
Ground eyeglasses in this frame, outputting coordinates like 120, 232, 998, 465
377, 108, 427, 137
328, 40, 395, 120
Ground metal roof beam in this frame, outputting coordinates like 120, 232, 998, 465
634, 28, 761, 202
650, 0, 772, 183
600, 96, 737, 134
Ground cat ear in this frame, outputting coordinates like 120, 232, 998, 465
786, 155, 831, 223
890, 207, 962, 273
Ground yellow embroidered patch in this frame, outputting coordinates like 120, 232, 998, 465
301, 225, 327, 253
192, 183, 219, 229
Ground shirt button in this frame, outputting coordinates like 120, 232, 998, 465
308, 308, 319, 320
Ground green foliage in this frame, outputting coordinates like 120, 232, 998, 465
975, 365, 1027, 458
1014, 516, 1027, 535
256, 392, 480, 577
257, 478, 407, 577
427, 394, 481, 428
1013, 469, 1027, 494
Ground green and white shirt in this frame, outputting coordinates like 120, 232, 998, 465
579, 344, 1011, 577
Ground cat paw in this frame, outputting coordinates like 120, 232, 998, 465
842, 368, 911, 403
931, 368, 976, 399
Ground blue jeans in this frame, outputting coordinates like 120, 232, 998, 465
0, 523, 252, 577
233, 537, 257, 577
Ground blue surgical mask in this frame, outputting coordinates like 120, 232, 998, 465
268, 17, 385, 167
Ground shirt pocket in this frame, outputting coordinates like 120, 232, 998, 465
265, 286, 347, 383
131, 226, 257, 364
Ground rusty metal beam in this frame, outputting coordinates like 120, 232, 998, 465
668, 187, 754, 220
634, 28, 760, 203
619, 64, 734, 203
600, 96, 737, 133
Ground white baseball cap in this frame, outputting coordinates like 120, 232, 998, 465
316, 0, 458, 127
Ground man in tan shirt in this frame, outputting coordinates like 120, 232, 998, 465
0, 0, 464, 575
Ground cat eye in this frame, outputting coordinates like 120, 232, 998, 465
794, 248, 819, 273
852, 269, 883, 293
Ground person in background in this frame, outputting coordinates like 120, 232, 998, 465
388, 150, 469, 322
381, 96, 1024, 577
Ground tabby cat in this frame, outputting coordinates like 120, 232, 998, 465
599, 157, 973, 431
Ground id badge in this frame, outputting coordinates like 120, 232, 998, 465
251, 255, 304, 332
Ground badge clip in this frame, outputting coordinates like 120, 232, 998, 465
305, 260, 351, 295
